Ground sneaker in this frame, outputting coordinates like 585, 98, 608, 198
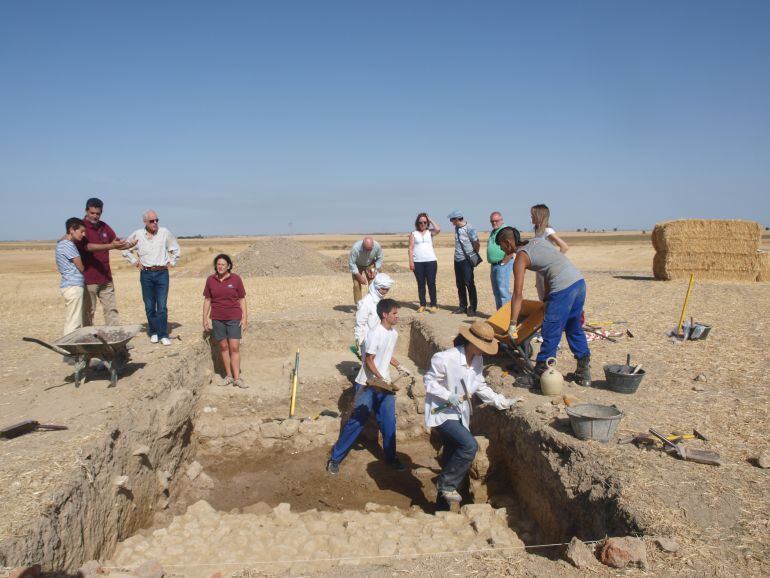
388, 459, 406, 471
233, 378, 249, 389
219, 376, 234, 387
160, 337, 172, 346
467, 308, 477, 317
451, 307, 467, 315
326, 459, 340, 475
150, 334, 159, 344
428, 306, 438, 313
441, 489, 462, 503
417, 306, 426, 313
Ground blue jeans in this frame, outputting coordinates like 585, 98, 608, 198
490, 260, 513, 310
537, 279, 590, 362
413, 260, 437, 307
139, 269, 170, 339
331, 383, 396, 464
435, 419, 478, 492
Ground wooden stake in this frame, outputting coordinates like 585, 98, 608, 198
677, 274, 695, 337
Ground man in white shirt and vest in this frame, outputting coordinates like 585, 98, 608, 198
123, 210, 181, 345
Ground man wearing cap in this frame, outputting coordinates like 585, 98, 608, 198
123, 210, 181, 346
423, 321, 520, 505
487, 211, 514, 310
448, 210, 480, 316
348, 236, 384, 304
77, 197, 134, 326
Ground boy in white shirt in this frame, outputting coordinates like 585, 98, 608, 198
328, 299, 409, 474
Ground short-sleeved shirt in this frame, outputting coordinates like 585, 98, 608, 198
355, 323, 398, 384
534, 226, 556, 240
203, 273, 246, 320
453, 224, 478, 262
76, 220, 117, 285
56, 240, 84, 288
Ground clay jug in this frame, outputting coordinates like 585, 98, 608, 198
540, 357, 564, 396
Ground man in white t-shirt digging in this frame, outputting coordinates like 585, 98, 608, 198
327, 299, 410, 474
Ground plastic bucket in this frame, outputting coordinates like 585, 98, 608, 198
603, 364, 645, 394
566, 404, 623, 443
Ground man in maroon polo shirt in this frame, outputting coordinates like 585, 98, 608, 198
77, 197, 134, 326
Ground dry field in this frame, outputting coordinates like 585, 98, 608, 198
1, 231, 769, 576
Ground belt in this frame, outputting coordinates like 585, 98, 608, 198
142, 265, 168, 271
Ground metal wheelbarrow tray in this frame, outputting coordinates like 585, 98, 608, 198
23, 324, 143, 388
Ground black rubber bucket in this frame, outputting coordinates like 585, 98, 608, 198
603, 364, 645, 394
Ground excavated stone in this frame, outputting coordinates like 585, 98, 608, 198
77, 560, 107, 577
758, 449, 770, 468
565, 537, 598, 568
133, 559, 165, 578
654, 537, 680, 553
185, 461, 203, 481
599, 536, 648, 569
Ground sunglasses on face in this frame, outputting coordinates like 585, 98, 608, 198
147, 219, 159, 223
418, 221, 428, 225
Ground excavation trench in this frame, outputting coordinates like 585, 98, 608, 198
2, 316, 640, 574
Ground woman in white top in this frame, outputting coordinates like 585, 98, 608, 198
423, 321, 518, 505
353, 273, 394, 353
408, 212, 440, 312
531, 204, 569, 300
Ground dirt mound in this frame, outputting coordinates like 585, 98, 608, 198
329, 254, 404, 274
219, 238, 335, 278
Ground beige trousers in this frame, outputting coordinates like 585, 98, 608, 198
83, 282, 120, 326
352, 265, 377, 304
61, 285, 84, 336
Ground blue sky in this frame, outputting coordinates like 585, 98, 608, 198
1, 1, 769, 239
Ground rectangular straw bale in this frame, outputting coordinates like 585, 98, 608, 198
757, 251, 770, 282
652, 220, 760, 253
653, 252, 760, 281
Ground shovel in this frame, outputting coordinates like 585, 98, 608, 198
649, 428, 721, 466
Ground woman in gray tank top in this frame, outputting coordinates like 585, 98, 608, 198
497, 227, 592, 387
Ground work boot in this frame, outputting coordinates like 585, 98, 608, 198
326, 459, 340, 475
574, 356, 592, 387
452, 307, 467, 315
516, 360, 548, 389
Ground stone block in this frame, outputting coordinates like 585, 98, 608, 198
186, 461, 203, 480
654, 537, 680, 553
599, 537, 648, 569
259, 421, 281, 439
77, 560, 106, 578
133, 559, 165, 578
470, 436, 490, 480
242, 501, 273, 516
565, 537, 598, 569
279, 418, 300, 438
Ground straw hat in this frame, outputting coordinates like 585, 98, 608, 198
459, 321, 499, 356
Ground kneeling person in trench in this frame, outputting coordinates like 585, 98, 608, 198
327, 298, 409, 474
424, 321, 518, 504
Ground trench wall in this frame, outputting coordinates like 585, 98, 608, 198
0, 341, 212, 573
407, 316, 639, 544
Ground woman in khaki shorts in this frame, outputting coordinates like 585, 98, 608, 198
203, 254, 248, 388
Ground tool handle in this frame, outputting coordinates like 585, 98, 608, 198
631, 364, 643, 375
36, 424, 69, 431
22, 337, 70, 357
626, 353, 631, 366
649, 428, 678, 450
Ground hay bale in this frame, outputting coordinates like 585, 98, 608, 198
651, 219, 762, 281
652, 220, 761, 253
757, 251, 770, 282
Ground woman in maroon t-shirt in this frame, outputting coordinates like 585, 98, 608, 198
203, 254, 248, 388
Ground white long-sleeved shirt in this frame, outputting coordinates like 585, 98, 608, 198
354, 293, 380, 347
122, 227, 180, 268
423, 345, 509, 428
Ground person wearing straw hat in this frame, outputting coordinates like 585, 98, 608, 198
423, 321, 520, 505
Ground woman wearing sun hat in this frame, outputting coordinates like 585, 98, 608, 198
423, 321, 519, 505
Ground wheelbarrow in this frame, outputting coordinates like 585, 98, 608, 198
23, 324, 143, 388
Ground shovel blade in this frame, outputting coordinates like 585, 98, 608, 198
680, 446, 721, 466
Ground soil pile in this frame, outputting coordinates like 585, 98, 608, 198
221, 238, 335, 278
